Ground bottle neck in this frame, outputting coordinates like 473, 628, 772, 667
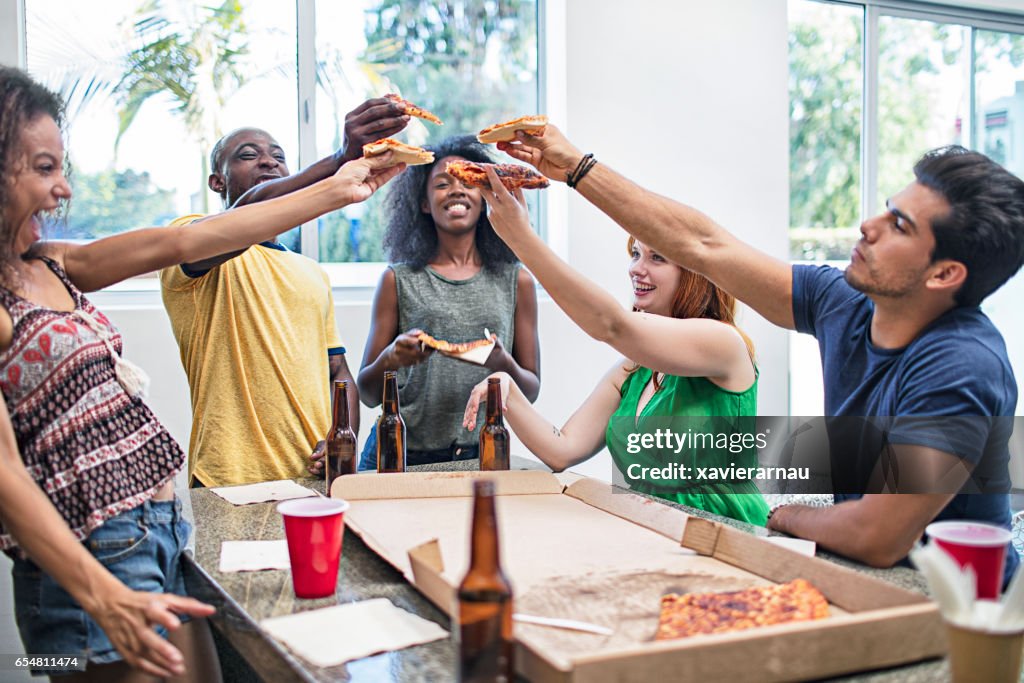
332, 384, 350, 430
468, 491, 501, 574
485, 382, 503, 426
382, 375, 401, 415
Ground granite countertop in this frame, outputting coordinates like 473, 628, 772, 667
185, 457, 960, 683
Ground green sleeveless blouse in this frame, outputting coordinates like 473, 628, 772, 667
605, 367, 768, 526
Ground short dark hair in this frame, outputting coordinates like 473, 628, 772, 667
381, 135, 517, 270
915, 145, 1024, 307
0, 67, 66, 284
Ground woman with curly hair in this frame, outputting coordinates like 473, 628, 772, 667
0, 66, 400, 680
358, 135, 540, 468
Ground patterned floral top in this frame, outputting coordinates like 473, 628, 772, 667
0, 257, 183, 554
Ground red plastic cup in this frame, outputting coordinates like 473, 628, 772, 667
926, 520, 1011, 599
278, 498, 350, 599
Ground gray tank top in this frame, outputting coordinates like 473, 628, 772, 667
392, 262, 519, 451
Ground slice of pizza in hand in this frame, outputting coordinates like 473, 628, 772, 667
417, 329, 497, 365
362, 138, 435, 166
385, 93, 444, 125
477, 115, 548, 143
655, 578, 830, 640
445, 160, 549, 191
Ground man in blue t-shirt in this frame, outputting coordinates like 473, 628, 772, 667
502, 128, 1023, 587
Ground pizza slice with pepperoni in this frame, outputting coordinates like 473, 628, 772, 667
655, 579, 830, 640
445, 160, 549, 191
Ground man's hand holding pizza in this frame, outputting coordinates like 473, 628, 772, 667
497, 123, 583, 183
338, 97, 411, 164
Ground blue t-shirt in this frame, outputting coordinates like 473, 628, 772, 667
792, 264, 1019, 586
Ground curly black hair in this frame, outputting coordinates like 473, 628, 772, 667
381, 135, 517, 270
0, 67, 66, 285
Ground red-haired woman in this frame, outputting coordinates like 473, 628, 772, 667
464, 169, 767, 525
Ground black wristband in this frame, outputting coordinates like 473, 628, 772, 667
567, 153, 595, 189
573, 155, 598, 188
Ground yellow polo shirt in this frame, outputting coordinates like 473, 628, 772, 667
160, 215, 344, 486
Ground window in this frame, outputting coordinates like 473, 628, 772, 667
789, 0, 1024, 258
312, 0, 540, 263
23, 0, 541, 264
26, 0, 297, 242
788, 0, 1024, 416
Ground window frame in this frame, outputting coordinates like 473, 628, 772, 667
5, 0, 549, 289
801, 0, 1024, 225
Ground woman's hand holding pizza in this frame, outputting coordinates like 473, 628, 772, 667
483, 165, 534, 249
387, 328, 434, 368
463, 372, 513, 430
497, 123, 583, 183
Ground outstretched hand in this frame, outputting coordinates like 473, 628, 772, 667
333, 153, 406, 205
463, 372, 511, 430
339, 97, 411, 164
497, 123, 584, 183
483, 165, 534, 250
92, 584, 216, 678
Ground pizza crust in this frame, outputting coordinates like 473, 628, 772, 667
477, 115, 549, 144
362, 138, 435, 166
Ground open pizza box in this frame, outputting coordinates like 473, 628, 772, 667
331, 470, 944, 682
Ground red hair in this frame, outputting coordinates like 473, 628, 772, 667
626, 236, 755, 387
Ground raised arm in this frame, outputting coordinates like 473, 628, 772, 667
230, 97, 410, 209
484, 170, 753, 387
0, 394, 214, 677
54, 154, 404, 292
463, 363, 626, 472
498, 126, 795, 330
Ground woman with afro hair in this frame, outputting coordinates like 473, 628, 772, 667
357, 135, 540, 468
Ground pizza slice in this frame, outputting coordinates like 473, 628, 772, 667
418, 330, 497, 366
417, 330, 496, 355
362, 138, 435, 166
477, 115, 548, 143
445, 160, 549, 191
385, 93, 444, 125
655, 578, 830, 640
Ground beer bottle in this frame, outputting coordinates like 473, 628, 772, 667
478, 378, 510, 471
326, 380, 357, 492
376, 370, 406, 473
457, 480, 514, 682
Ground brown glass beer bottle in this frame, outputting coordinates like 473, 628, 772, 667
326, 380, 357, 492
479, 378, 510, 471
457, 479, 514, 682
376, 370, 406, 473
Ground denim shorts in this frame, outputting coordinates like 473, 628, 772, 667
358, 423, 478, 471
12, 497, 192, 672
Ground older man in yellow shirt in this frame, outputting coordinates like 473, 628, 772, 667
161, 98, 410, 486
